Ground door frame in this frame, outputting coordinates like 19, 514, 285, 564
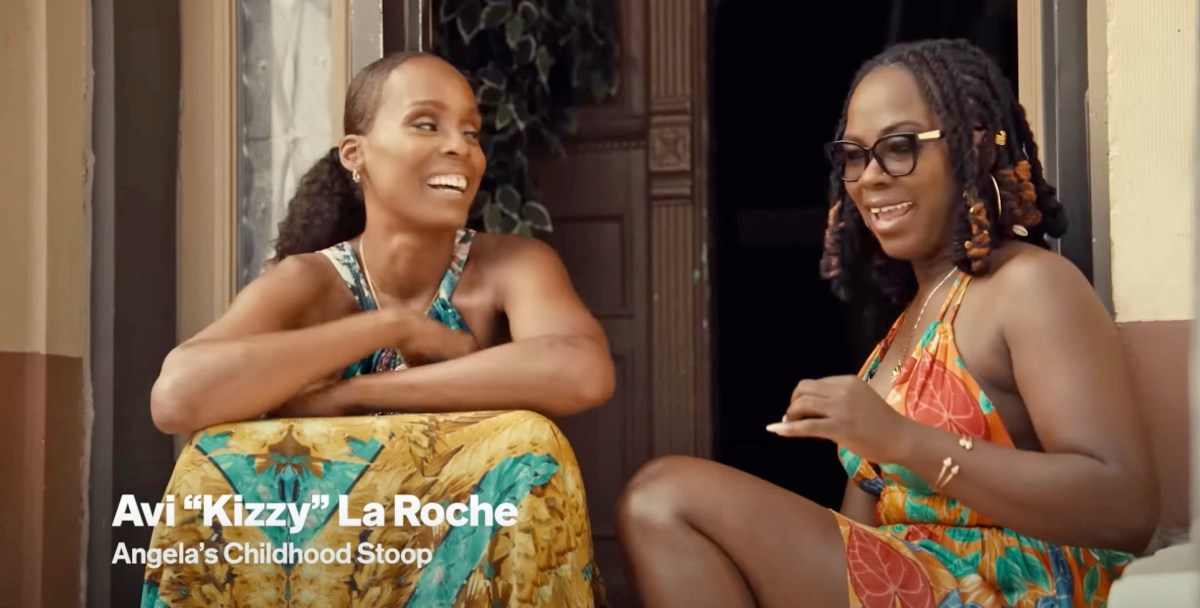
1019, 0, 1105, 306
174, 0, 369, 455
176, 0, 368, 345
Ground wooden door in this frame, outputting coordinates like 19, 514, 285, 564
535, 1, 712, 604
389, 0, 712, 601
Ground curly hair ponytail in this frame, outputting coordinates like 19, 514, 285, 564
270, 148, 365, 261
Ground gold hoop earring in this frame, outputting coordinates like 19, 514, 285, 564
990, 173, 1029, 237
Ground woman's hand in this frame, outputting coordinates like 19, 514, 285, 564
766, 375, 918, 464
388, 308, 481, 366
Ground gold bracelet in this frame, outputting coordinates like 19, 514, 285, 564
933, 435, 974, 492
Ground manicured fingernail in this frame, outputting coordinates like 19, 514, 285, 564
765, 423, 784, 433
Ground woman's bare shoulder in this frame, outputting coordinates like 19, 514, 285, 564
187, 251, 354, 343
467, 232, 562, 271
983, 242, 1110, 338
987, 242, 1092, 297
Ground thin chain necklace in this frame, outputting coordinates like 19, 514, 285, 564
885, 267, 958, 381
358, 237, 434, 316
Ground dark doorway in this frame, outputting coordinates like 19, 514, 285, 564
710, 0, 1019, 508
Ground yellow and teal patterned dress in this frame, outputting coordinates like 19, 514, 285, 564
140, 228, 608, 607
832, 272, 1134, 608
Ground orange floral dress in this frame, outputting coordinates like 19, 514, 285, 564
833, 272, 1134, 608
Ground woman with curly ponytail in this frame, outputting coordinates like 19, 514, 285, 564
144, 52, 614, 607
618, 39, 1156, 608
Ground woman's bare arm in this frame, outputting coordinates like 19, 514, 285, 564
319, 237, 615, 417
892, 252, 1159, 553
839, 480, 878, 526
150, 255, 415, 434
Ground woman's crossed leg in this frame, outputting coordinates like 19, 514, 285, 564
617, 455, 851, 608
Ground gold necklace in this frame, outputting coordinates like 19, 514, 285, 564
358, 237, 433, 316
888, 267, 958, 380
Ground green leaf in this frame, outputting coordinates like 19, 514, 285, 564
455, 0, 483, 43
512, 99, 531, 130
1020, 551, 1052, 592
911, 539, 974, 579
478, 65, 507, 89
469, 190, 492, 219
517, 0, 539, 22
495, 102, 515, 130
591, 70, 611, 102
1083, 564, 1099, 605
481, 1, 512, 28
477, 82, 504, 106
1093, 548, 1133, 572
523, 201, 552, 231
943, 527, 983, 545
995, 557, 1025, 607
496, 185, 521, 215
515, 221, 533, 237
505, 15, 525, 49
535, 45, 554, 87
483, 202, 505, 233
514, 36, 537, 64
902, 498, 939, 522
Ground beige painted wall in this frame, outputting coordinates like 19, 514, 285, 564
1, 0, 37, 353
0, 0, 88, 358
1103, 0, 1197, 323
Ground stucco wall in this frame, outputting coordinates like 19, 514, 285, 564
0, 0, 90, 606
1105, 0, 1197, 323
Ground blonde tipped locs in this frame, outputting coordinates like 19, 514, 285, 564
963, 192, 992, 274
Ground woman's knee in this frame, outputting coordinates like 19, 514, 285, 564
617, 455, 711, 532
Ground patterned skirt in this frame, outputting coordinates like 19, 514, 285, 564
831, 511, 1132, 608
140, 410, 608, 607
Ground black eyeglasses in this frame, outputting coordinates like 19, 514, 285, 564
826, 129, 944, 182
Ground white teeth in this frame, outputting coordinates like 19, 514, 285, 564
427, 174, 468, 191
871, 201, 913, 216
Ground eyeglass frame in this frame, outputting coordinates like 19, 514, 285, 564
825, 129, 944, 182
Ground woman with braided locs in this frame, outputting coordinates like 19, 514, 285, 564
616, 39, 1157, 607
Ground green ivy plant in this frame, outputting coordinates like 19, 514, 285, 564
435, 0, 619, 236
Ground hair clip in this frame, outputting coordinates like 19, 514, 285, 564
994, 130, 1007, 146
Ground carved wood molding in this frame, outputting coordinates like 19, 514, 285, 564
649, 114, 691, 174
647, 0, 696, 204
647, 0, 712, 457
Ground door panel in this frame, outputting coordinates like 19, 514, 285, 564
539, 143, 650, 608
531, 0, 711, 605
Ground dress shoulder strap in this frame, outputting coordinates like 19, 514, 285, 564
317, 241, 378, 311
428, 228, 475, 331
937, 271, 972, 325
